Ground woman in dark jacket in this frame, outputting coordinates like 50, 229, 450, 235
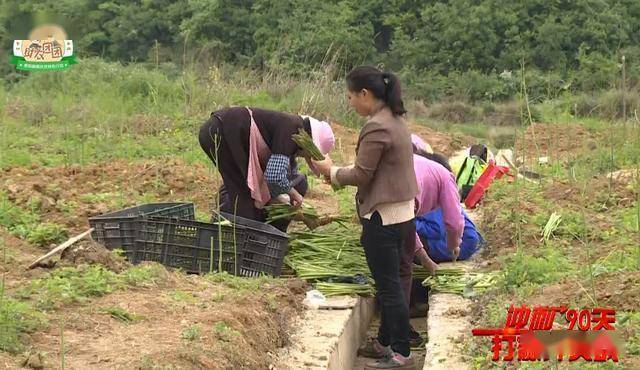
198, 107, 334, 232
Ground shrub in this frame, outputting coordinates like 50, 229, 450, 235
427, 101, 479, 123
447, 70, 517, 102
486, 101, 522, 125
599, 89, 640, 120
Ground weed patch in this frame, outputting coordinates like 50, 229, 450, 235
181, 325, 202, 341
212, 321, 239, 342
0, 192, 68, 247
500, 246, 574, 289
0, 296, 44, 353
205, 272, 280, 292
19, 264, 166, 310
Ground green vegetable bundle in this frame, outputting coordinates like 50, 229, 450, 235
265, 203, 349, 229
265, 203, 318, 223
413, 265, 464, 281
541, 212, 562, 242
412, 265, 431, 281
316, 282, 375, 297
292, 129, 324, 160
422, 269, 498, 297
287, 230, 369, 279
286, 229, 373, 295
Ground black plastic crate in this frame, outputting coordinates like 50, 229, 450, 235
89, 203, 195, 255
216, 212, 289, 277
133, 217, 246, 274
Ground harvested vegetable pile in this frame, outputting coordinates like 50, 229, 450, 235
422, 268, 498, 297
286, 229, 373, 296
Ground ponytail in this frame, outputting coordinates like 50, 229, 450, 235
381, 72, 406, 116
347, 66, 407, 116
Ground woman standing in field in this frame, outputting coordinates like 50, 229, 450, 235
198, 107, 334, 232
312, 66, 418, 369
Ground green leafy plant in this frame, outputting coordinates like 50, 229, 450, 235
21, 264, 165, 310
212, 321, 238, 342
181, 325, 202, 341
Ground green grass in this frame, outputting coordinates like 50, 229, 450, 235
205, 272, 281, 292
466, 114, 640, 368
0, 58, 361, 169
212, 321, 239, 342
19, 264, 165, 311
0, 263, 164, 352
500, 245, 574, 289
0, 296, 44, 353
168, 290, 198, 304
0, 192, 68, 247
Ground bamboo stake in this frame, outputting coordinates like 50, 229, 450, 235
27, 228, 94, 269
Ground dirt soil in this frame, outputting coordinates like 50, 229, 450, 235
515, 122, 598, 160
527, 272, 640, 312
1, 158, 220, 234
0, 231, 50, 290
473, 122, 639, 367
58, 240, 131, 273
0, 122, 466, 236
2, 250, 306, 370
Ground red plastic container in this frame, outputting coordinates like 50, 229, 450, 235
464, 163, 509, 209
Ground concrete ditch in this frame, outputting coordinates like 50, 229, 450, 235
279, 262, 476, 370
277, 296, 375, 369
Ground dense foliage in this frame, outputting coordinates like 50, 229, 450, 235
2, 0, 639, 101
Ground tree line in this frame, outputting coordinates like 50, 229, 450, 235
2, 0, 639, 101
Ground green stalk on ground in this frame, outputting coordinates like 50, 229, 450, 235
316, 282, 375, 297
422, 269, 498, 297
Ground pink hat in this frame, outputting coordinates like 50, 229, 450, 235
411, 134, 433, 154
303, 116, 335, 155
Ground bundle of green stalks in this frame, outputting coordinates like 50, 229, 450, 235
286, 230, 373, 295
292, 128, 342, 192
422, 268, 498, 297
292, 129, 324, 160
413, 265, 431, 281
265, 203, 348, 229
287, 230, 369, 278
316, 282, 375, 297
412, 266, 463, 280
265, 203, 318, 222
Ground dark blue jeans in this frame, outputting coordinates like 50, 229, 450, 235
361, 211, 414, 357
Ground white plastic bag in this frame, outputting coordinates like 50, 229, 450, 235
302, 289, 326, 310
